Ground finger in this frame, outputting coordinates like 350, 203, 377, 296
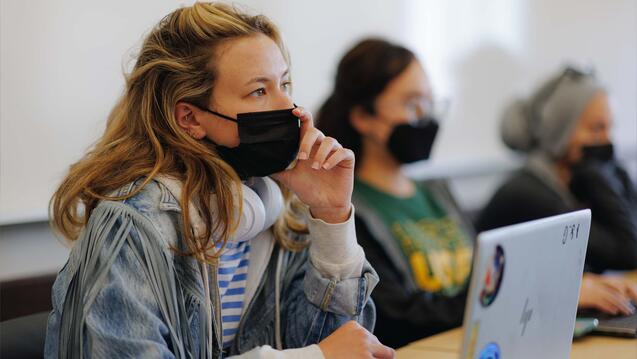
603, 276, 637, 304
366, 332, 394, 359
626, 284, 637, 302
370, 343, 395, 359
269, 170, 286, 184
293, 106, 315, 139
292, 106, 313, 125
594, 299, 618, 315
322, 147, 355, 170
601, 292, 633, 315
601, 277, 628, 294
605, 278, 637, 302
310, 137, 340, 169
596, 294, 621, 315
298, 127, 324, 160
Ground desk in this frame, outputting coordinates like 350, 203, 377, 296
397, 272, 637, 358
396, 328, 637, 358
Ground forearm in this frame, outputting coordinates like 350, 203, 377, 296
307, 206, 365, 280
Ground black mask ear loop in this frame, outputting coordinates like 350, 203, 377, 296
202, 108, 238, 123
202, 103, 299, 122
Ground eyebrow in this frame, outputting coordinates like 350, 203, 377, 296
403, 91, 430, 100
243, 69, 290, 86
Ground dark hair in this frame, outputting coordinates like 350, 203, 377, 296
316, 38, 415, 164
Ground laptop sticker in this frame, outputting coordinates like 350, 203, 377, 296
480, 245, 505, 307
478, 342, 501, 359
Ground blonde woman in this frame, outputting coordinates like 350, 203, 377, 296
44, 3, 393, 358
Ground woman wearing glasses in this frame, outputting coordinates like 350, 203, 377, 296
317, 39, 473, 348
477, 67, 637, 315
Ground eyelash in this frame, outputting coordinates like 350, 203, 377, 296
251, 88, 267, 97
249, 81, 292, 97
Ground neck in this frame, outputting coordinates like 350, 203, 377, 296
554, 161, 572, 186
356, 139, 415, 198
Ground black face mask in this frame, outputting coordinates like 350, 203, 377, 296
580, 143, 614, 164
204, 106, 300, 179
387, 118, 440, 163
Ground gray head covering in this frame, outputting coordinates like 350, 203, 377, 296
500, 67, 605, 159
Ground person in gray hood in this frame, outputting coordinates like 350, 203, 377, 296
44, 3, 393, 358
477, 66, 637, 315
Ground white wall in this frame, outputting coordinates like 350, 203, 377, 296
0, 222, 69, 281
404, 0, 637, 172
1, 0, 636, 279
0, 0, 193, 224
1, 0, 636, 225
402, 0, 637, 209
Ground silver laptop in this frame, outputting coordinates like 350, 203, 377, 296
461, 210, 591, 359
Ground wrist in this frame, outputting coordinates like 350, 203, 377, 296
309, 205, 352, 224
317, 342, 330, 359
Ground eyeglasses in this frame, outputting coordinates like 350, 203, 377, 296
387, 97, 451, 123
561, 66, 595, 79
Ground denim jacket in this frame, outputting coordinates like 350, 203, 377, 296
44, 178, 379, 358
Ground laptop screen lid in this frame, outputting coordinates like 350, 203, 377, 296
461, 209, 591, 359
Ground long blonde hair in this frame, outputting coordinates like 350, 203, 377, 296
50, 2, 308, 263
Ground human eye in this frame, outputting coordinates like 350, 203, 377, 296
249, 88, 267, 97
281, 81, 292, 94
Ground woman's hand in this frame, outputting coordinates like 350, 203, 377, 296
272, 106, 354, 223
579, 273, 637, 315
318, 321, 395, 359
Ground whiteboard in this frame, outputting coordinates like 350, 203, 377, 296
1, 0, 635, 225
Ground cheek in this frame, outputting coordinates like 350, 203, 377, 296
373, 124, 394, 145
565, 136, 584, 164
203, 120, 240, 147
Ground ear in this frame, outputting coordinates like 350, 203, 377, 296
350, 105, 375, 135
175, 102, 206, 139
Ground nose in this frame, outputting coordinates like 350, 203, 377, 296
595, 123, 611, 144
272, 88, 294, 110
416, 105, 426, 119
597, 115, 612, 143
600, 128, 611, 143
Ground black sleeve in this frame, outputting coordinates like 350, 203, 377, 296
569, 161, 637, 271
475, 172, 569, 233
476, 169, 637, 272
355, 217, 465, 349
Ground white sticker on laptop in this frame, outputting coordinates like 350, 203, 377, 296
480, 245, 505, 307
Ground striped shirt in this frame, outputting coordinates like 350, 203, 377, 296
217, 240, 251, 348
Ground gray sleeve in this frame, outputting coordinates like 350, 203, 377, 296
307, 206, 366, 281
